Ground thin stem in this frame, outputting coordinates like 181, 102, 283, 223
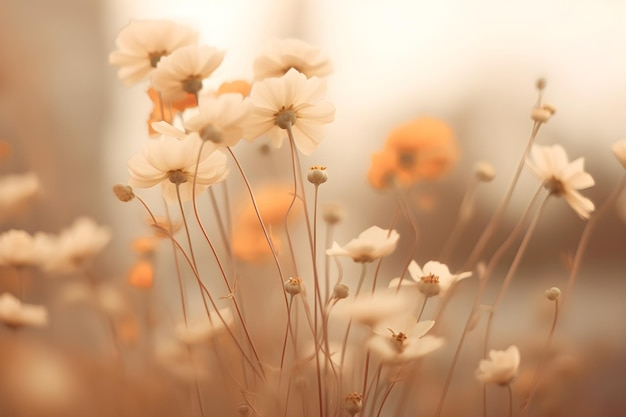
372, 204, 401, 293
416, 297, 428, 322
439, 178, 479, 262
507, 383, 513, 417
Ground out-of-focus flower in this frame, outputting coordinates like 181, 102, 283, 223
127, 122, 228, 202
244, 68, 335, 155
326, 226, 399, 263
475, 345, 521, 385
109, 19, 198, 85
232, 185, 300, 263
389, 260, 472, 298
611, 139, 626, 170
0, 140, 10, 159
368, 118, 459, 189
475, 161, 496, 182
0, 293, 48, 329
184, 93, 251, 147
253, 38, 332, 80
146, 87, 197, 136
176, 308, 234, 345
526, 144, 595, 219
0, 230, 50, 268
41, 218, 112, 273
0, 172, 40, 219
127, 259, 154, 289
342, 392, 363, 417
217, 80, 252, 97
151, 45, 225, 101
331, 292, 413, 329
368, 316, 444, 363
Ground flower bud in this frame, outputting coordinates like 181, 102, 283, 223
475, 162, 495, 182
322, 203, 344, 225
238, 403, 250, 416
545, 287, 561, 301
333, 283, 350, 299
536, 78, 546, 91
531, 107, 552, 123
284, 277, 303, 295
307, 166, 328, 185
113, 184, 135, 202
343, 392, 363, 417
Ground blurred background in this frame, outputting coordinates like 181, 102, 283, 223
1, 0, 625, 416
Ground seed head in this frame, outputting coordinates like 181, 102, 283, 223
307, 166, 328, 185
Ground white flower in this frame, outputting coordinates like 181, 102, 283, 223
42, 218, 112, 273
244, 68, 335, 155
108, 19, 198, 85
475, 345, 521, 385
389, 260, 472, 298
176, 308, 234, 345
332, 292, 413, 329
151, 44, 225, 101
326, 226, 399, 263
127, 122, 228, 202
184, 93, 251, 147
0, 230, 50, 268
368, 315, 444, 363
0, 172, 40, 219
611, 139, 626, 170
253, 38, 333, 80
0, 293, 48, 329
526, 144, 595, 219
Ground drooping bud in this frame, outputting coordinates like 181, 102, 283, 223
113, 184, 135, 202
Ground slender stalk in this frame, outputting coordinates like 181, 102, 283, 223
439, 178, 479, 262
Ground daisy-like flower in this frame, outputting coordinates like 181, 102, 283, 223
0, 172, 40, 219
0, 229, 50, 268
253, 38, 333, 80
526, 144, 595, 219
389, 260, 472, 298
244, 68, 335, 155
184, 93, 251, 147
326, 226, 399, 263
151, 44, 225, 101
611, 139, 626, 170
0, 293, 48, 329
176, 308, 234, 345
368, 315, 444, 364
108, 19, 198, 85
475, 345, 521, 385
127, 121, 228, 202
42, 218, 112, 274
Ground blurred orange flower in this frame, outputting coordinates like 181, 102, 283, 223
128, 259, 154, 289
368, 117, 459, 190
232, 185, 300, 263
217, 80, 252, 97
146, 88, 197, 136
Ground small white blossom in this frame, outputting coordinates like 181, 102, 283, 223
389, 260, 471, 298
526, 144, 595, 219
475, 345, 521, 385
253, 38, 332, 80
184, 93, 251, 147
151, 44, 225, 101
332, 292, 413, 329
244, 68, 335, 155
327, 226, 399, 263
0, 230, 51, 268
127, 122, 228, 202
108, 19, 198, 85
0, 293, 48, 329
176, 308, 234, 345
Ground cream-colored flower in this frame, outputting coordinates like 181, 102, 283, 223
326, 226, 399, 263
244, 68, 335, 155
108, 19, 198, 85
526, 144, 595, 219
368, 315, 444, 363
331, 292, 413, 329
41, 218, 112, 273
475, 345, 521, 385
389, 260, 472, 298
0, 230, 50, 268
176, 308, 234, 345
127, 122, 228, 202
184, 93, 251, 147
0, 172, 40, 219
253, 38, 332, 80
611, 139, 626, 170
0, 293, 48, 329
151, 44, 225, 101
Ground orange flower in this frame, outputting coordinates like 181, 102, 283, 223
217, 80, 251, 97
146, 88, 197, 136
128, 259, 154, 289
368, 117, 459, 190
0, 141, 10, 159
132, 236, 158, 255
231, 185, 300, 263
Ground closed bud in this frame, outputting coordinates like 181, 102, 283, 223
284, 277, 303, 295
475, 162, 495, 182
113, 184, 135, 202
545, 287, 561, 301
333, 283, 350, 299
307, 166, 328, 185
343, 392, 363, 417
